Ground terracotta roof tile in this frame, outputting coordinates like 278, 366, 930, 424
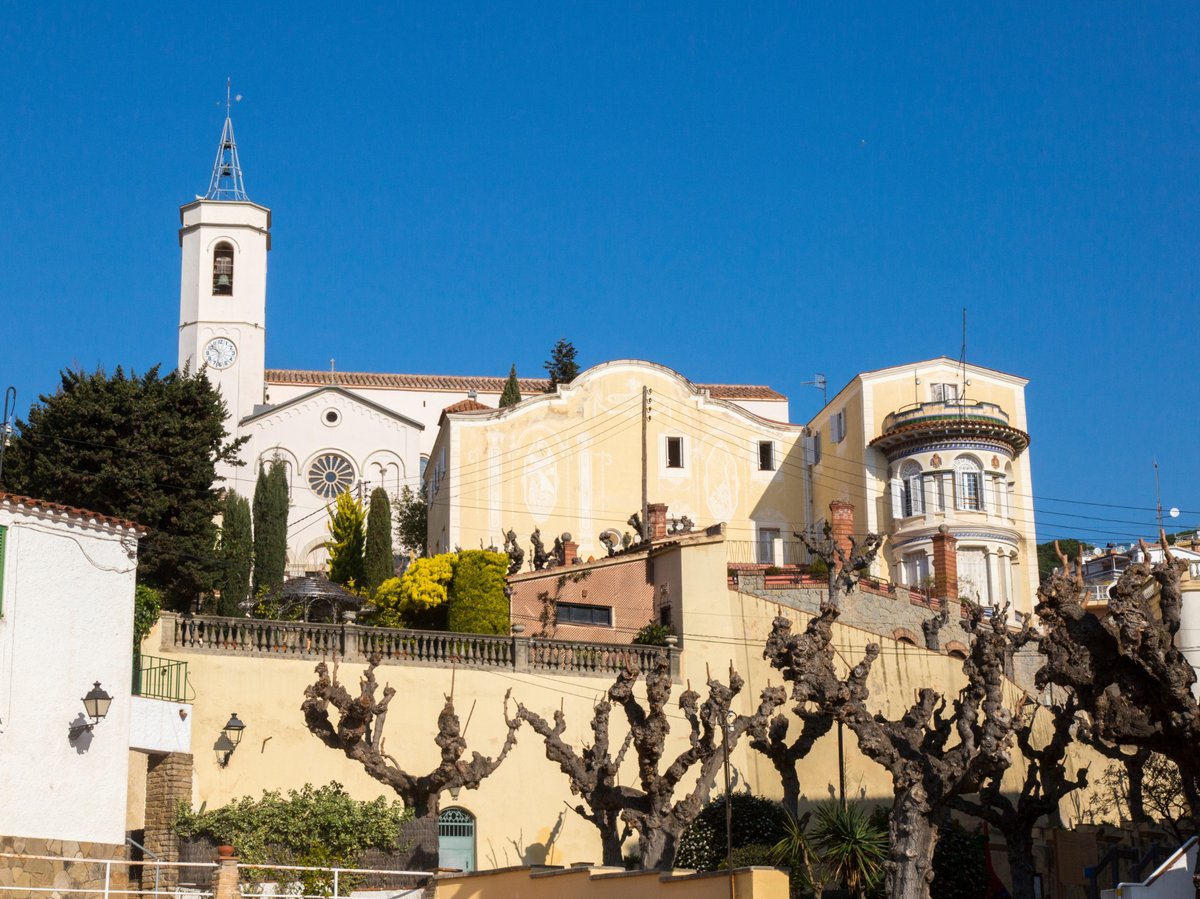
442, 398, 490, 415
265, 369, 785, 401
0, 492, 147, 533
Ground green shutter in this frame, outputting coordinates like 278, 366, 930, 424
0, 525, 6, 616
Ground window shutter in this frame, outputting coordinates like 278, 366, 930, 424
890, 478, 904, 520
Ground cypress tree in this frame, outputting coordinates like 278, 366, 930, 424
364, 487, 394, 594
499, 364, 522, 407
253, 459, 289, 597
327, 491, 367, 587
216, 491, 252, 616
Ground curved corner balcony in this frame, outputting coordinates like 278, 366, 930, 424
870, 400, 1030, 458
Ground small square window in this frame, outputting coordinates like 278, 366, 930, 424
758, 441, 775, 471
666, 436, 684, 469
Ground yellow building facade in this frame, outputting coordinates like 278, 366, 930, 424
426, 360, 809, 567
806, 358, 1038, 614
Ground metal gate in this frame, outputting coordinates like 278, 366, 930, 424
438, 807, 476, 872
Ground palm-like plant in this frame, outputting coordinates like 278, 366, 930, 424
770, 810, 823, 897
809, 801, 887, 899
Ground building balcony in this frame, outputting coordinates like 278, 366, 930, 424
871, 400, 1030, 458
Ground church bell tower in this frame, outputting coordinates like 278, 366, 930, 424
178, 83, 271, 433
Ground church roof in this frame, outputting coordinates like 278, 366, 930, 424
265, 369, 786, 401
241, 385, 424, 430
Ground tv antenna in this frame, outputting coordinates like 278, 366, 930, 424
0, 386, 15, 487
801, 374, 827, 407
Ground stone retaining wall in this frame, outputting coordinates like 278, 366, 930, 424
0, 836, 129, 895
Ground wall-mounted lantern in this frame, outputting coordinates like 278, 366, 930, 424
70, 682, 113, 739
219, 712, 246, 767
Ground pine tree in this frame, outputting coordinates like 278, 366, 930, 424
216, 491, 252, 616
253, 459, 289, 597
364, 487, 394, 594
499, 364, 522, 407
327, 491, 366, 586
3, 365, 243, 610
544, 338, 579, 390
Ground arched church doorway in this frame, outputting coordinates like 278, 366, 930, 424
438, 807, 476, 872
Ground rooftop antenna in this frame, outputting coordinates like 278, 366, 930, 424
205, 79, 248, 201
0, 386, 15, 487
1155, 459, 1164, 533
800, 374, 827, 407
959, 307, 968, 403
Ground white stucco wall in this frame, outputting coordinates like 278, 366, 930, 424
0, 501, 140, 844
129, 696, 192, 755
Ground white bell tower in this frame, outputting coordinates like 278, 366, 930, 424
178, 83, 271, 435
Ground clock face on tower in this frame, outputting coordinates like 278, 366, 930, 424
204, 337, 238, 370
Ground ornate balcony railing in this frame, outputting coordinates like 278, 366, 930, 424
881, 400, 1010, 434
160, 613, 678, 680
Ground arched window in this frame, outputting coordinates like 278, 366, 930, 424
213, 242, 234, 295
900, 460, 923, 517
954, 456, 984, 511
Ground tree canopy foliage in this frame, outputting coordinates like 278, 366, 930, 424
500, 364, 522, 407
394, 485, 427, 557
1035, 538, 1093, 582
364, 487, 394, 594
4, 365, 242, 610
252, 460, 289, 597
327, 491, 366, 587
216, 491, 253, 616
544, 338, 579, 390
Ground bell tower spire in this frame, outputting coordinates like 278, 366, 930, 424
205, 79, 248, 201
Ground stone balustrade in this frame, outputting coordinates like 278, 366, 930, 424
160, 613, 678, 680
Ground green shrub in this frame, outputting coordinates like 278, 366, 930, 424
930, 821, 986, 899
174, 783, 410, 896
632, 621, 677, 646
676, 793, 791, 872
447, 550, 509, 634
133, 584, 162, 649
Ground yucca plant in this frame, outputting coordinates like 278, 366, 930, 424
809, 801, 887, 899
769, 810, 824, 897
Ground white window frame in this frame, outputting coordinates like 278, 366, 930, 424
665, 436, 685, 470
757, 527, 781, 564
931, 382, 959, 403
954, 456, 984, 511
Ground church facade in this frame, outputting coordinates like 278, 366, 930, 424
178, 113, 789, 574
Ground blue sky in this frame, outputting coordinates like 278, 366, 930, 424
2, 4, 1197, 546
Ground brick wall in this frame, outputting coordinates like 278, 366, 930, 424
509, 554, 655, 644
143, 751, 194, 890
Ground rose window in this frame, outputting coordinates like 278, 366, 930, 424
308, 453, 354, 499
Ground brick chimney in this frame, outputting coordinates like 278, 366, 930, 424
932, 526, 958, 602
829, 501, 854, 570
647, 503, 668, 541
562, 537, 579, 565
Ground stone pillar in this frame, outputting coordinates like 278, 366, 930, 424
144, 751, 194, 891
932, 526, 958, 603
829, 501, 855, 569
647, 503, 668, 540
212, 852, 240, 899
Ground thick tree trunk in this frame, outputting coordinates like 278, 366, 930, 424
403, 793, 441, 871
779, 765, 801, 818
1005, 830, 1038, 899
887, 793, 939, 899
599, 826, 624, 867
639, 826, 682, 870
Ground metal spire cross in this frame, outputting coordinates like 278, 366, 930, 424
204, 79, 248, 201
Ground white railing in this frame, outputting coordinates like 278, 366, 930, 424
0, 853, 216, 899
236, 863, 429, 899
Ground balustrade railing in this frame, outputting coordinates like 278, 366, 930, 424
162, 613, 678, 679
